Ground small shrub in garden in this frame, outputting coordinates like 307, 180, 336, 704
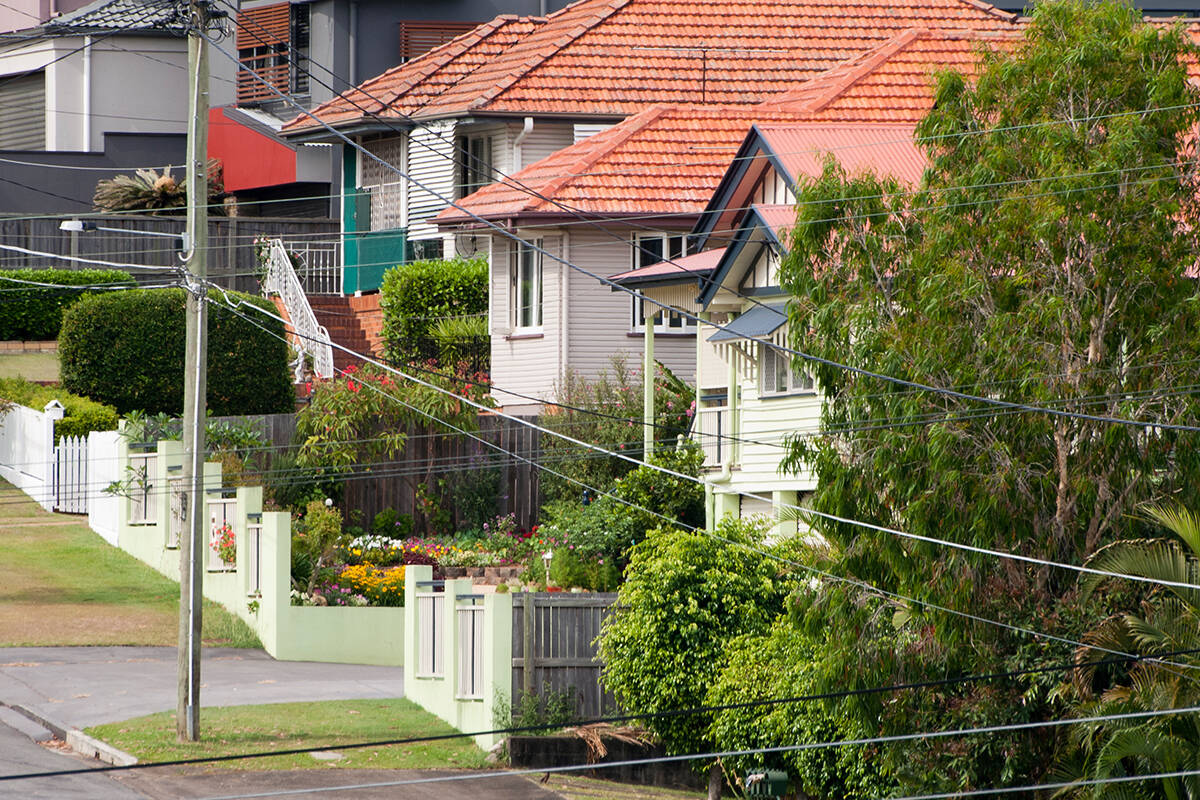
58, 288, 292, 416
336, 564, 406, 606
211, 522, 236, 566
0, 376, 119, 440
0, 268, 134, 340
379, 256, 487, 362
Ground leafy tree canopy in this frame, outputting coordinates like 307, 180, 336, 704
774, 0, 1200, 790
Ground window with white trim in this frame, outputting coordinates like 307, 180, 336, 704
761, 342, 815, 395
511, 240, 543, 330
456, 134, 494, 197
630, 233, 696, 332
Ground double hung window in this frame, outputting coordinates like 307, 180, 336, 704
512, 240, 543, 331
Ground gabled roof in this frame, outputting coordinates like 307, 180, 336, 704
434, 105, 814, 225
763, 27, 1017, 122
0, 0, 193, 38
284, 0, 1018, 135
695, 121, 922, 248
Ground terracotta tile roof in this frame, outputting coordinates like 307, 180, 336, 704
285, 0, 1018, 134
435, 104, 808, 224
767, 23, 1200, 123
764, 28, 1017, 122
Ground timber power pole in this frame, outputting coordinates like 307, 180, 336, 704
178, 0, 211, 743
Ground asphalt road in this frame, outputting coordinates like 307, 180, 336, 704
0, 647, 561, 800
0, 646, 404, 730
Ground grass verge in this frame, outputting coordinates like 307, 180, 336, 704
544, 774, 703, 800
0, 481, 260, 648
87, 699, 488, 771
0, 352, 59, 382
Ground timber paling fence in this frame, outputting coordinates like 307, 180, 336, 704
512, 592, 619, 719
217, 412, 542, 533
0, 215, 339, 294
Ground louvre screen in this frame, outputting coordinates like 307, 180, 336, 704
0, 71, 45, 150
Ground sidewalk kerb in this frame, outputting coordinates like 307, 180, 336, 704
9, 703, 138, 766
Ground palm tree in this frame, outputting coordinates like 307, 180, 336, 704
1060, 505, 1200, 798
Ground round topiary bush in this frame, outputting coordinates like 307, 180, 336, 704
58, 288, 293, 415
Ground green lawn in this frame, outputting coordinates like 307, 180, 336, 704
0, 481, 259, 648
87, 699, 488, 771
0, 352, 59, 382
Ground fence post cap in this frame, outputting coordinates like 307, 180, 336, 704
42, 399, 65, 417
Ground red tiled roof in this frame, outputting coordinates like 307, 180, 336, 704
764, 28, 1016, 123
435, 104, 807, 224
768, 24, 1200, 123
610, 247, 723, 282
285, 0, 1018, 134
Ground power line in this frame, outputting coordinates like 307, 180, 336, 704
6, 643, 1199, 784
205, 29, 1200, 440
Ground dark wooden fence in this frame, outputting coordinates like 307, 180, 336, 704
343, 413, 541, 534
512, 592, 619, 719
0, 215, 339, 293
216, 412, 541, 532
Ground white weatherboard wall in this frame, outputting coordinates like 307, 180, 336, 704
565, 228, 695, 384
490, 231, 564, 409
0, 400, 63, 510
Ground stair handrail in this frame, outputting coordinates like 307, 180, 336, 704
262, 238, 335, 380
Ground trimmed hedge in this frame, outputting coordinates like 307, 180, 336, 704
0, 269, 136, 340
380, 256, 487, 361
59, 288, 293, 416
0, 376, 119, 440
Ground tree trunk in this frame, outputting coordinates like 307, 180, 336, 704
707, 763, 723, 800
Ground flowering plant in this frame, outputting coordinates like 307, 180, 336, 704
212, 522, 236, 566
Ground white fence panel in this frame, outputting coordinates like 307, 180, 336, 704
456, 601, 484, 699
208, 497, 237, 571
53, 435, 88, 514
0, 401, 61, 510
87, 430, 123, 545
127, 452, 158, 524
416, 592, 444, 677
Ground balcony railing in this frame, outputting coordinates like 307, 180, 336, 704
695, 405, 738, 468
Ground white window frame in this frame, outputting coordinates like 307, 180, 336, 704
760, 341, 815, 396
511, 239, 543, 332
456, 133, 494, 197
630, 233, 696, 333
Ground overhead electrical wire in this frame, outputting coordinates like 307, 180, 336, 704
215, 290, 1200, 601
204, 30, 1200, 441
6, 642, 1200, 784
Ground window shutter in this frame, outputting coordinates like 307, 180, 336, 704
397, 20, 481, 63
0, 71, 45, 150
236, 2, 290, 49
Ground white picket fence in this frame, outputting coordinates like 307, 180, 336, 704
53, 435, 88, 514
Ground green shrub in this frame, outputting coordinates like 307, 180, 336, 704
539, 445, 704, 570
0, 269, 135, 340
379, 256, 487, 362
597, 517, 796, 757
58, 288, 293, 416
0, 376, 119, 440
707, 621, 897, 799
